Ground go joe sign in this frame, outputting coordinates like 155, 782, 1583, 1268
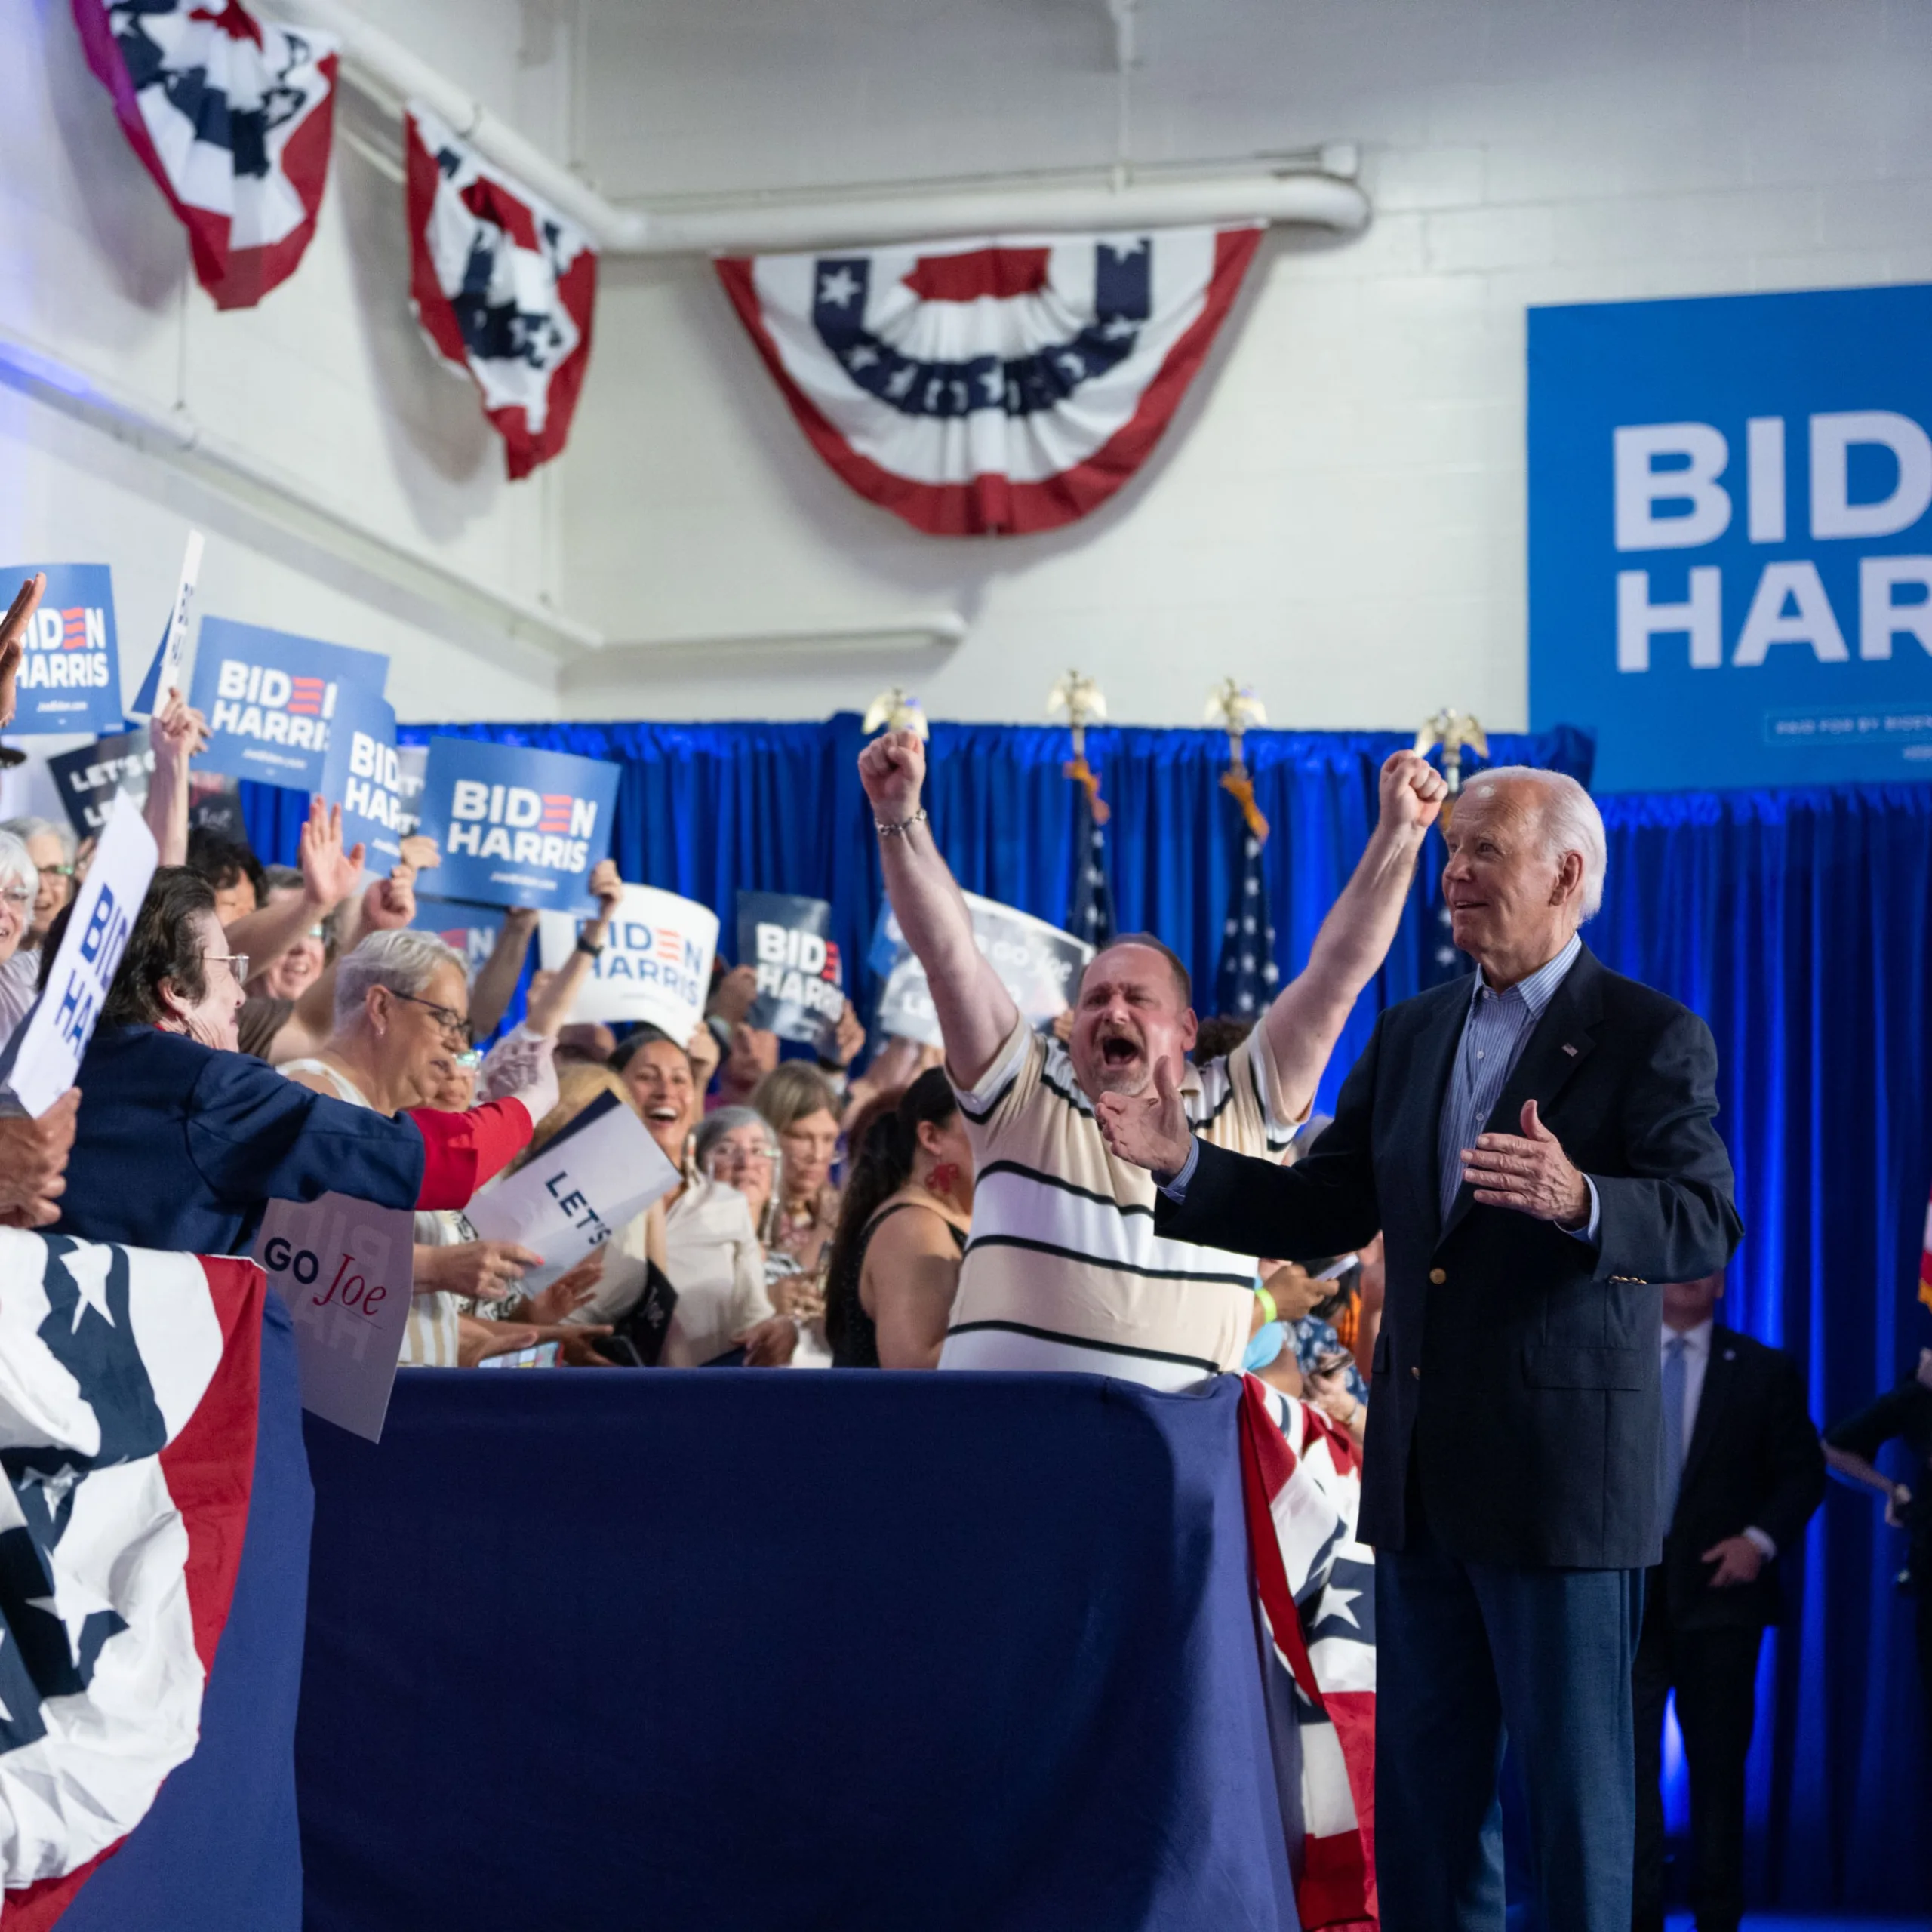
1530, 282, 1932, 791
253, 1194, 415, 1441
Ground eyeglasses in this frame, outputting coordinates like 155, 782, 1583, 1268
202, 952, 249, 984
706, 1144, 777, 1173
390, 990, 472, 1047
41, 864, 75, 881
0, 887, 32, 909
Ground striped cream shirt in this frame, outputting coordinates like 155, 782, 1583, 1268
938, 1014, 1300, 1389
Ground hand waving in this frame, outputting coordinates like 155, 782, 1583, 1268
1460, 1099, 1592, 1228
299, 798, 365, 910
0, 574, 44, 728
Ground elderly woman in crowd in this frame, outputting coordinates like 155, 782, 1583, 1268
751, 1063, 845, 1279
614, 1025, 795, 1366
52, 869, 548, 1257
280, 929, 565, 1367
823, 1069, 974, 1370
0, 814, 75, 949
0, 829, 42, 1044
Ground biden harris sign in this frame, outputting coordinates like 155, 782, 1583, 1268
0, 564, 122, 734
416, 737, 619, 914
1530, 283, 1932, 792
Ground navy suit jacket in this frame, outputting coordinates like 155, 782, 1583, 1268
1660, 1325, 1824, 1629
55, 1025, 426, 1257
1155, 947, 1743, 1571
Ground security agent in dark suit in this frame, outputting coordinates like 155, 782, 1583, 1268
1096, 768, 1742, 1932
1632, 1270, 1825, 1932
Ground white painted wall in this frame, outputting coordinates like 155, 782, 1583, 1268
558, 0, 1932, 730
0, 0, 569, 734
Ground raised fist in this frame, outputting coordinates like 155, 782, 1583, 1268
1377, 749, 1447, 835
858, 729, 926, 824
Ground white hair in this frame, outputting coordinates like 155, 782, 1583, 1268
1459, 765, 1607, 921
334, 928, 466, 1028
0, 831, 39, 897
0, 817, 75, 866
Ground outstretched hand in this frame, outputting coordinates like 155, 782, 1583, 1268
1094, 1058, 1196, 1178
857, 728, 926, 823
298, 797, 365, 910
1460, 1099, 1591, 1228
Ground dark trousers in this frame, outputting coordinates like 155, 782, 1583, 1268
1376, 1518, 1644, 1932
1630, 1583, 1763, 1932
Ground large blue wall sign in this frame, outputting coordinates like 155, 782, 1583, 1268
1530, 283, 1932, 791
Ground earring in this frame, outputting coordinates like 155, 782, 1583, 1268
926, 1161, 959, 1201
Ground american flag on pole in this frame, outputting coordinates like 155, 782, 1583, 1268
1239, 1375, 1377, 1932
405, 103, 599, 480
72, 0, 339, 311
1214, 780, 1278, 1020
1064, 763, 1116, 953
0, 1231, 263, 1928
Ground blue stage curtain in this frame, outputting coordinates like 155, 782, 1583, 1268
1594, 783, 1932, 1915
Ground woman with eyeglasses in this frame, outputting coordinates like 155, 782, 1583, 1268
51, 869, 552, 1260
0, 829, 42, 1048
0, 815, 75, 949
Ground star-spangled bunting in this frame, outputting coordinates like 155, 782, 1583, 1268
0, 1231, 263, 1924
404, 102, 598, 479
716, 226, 1263, 535
72, 0, 340, 311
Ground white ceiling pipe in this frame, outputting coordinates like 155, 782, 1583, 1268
284, 0, 1369, 254
630, 171, 1367, 254
0, 328, 603, 656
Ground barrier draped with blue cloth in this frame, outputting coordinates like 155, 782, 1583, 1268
297, 1370, 1299, 1932
226, 717, 1932, 1915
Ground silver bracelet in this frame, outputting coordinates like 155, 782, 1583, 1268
875, 808, 928, 838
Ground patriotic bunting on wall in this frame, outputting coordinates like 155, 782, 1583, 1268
405, 103, 599, 480
0, 1231, 263, 1927
717, 226, 1263, 536
72, 0, 339, 311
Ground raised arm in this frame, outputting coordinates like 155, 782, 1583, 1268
524, 859, 621, 1036
0, 575, 44, 730
143, 690, 209, 868
1261, 749, 1444, 1119
470, 907, 539, 1041
226, 797, 362, 959
857, 730, 1017, 1088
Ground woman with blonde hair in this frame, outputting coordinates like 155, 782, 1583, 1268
750, 1062, 844, 1278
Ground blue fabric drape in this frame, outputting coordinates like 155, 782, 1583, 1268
242, 720, 1927, 1906
1594, 783, 1932, 1914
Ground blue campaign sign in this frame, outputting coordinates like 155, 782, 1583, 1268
1, 564, 122, 734
187, 617, 389, 791
1530, 283, 1932, 792
414, 736, 619, 914
320, 686, 407, 869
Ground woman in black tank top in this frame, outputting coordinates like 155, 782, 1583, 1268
826, 1068, 974, 1369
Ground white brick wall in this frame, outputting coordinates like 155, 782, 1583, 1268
558, 0, 1932, 730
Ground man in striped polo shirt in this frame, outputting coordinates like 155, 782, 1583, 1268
856, 727, 1447, 1390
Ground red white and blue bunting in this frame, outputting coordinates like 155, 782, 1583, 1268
405, 103, 598, 481
72, 0, 339, 312
717, 226, 1261, 536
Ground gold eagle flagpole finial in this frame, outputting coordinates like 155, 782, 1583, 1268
1049, 670, 1110, 823
862, 687, 929, 739
1205, 678, 1269, 842
1413, 708, 1489, 828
